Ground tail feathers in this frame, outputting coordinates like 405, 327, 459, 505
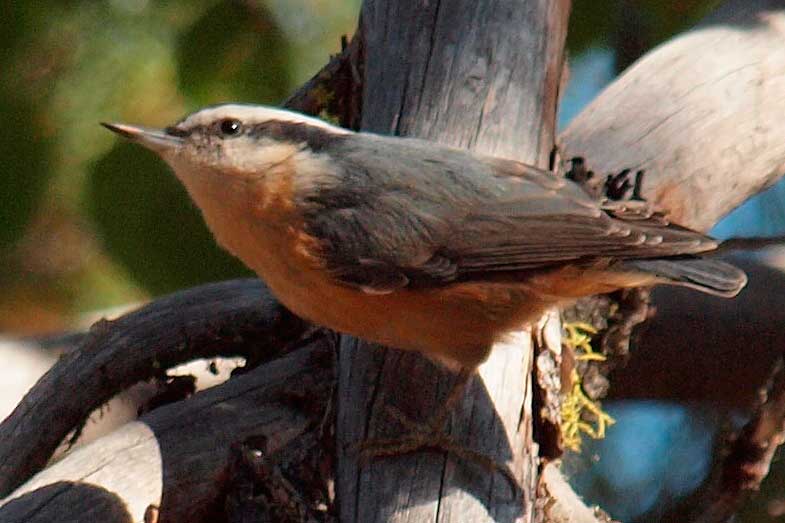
624, 257, 748, 297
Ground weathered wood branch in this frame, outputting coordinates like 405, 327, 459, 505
283, 32, 364, 130
0, 339, 335, 523
692, 357, 785, 523
560, 0, 785, 232
560, 0, 785, 520
0, 279, 311, 498
334, 2, 570, 523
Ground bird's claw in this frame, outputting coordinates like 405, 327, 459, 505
353, 406, 520, 496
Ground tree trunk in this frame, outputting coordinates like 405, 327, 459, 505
335, 2, 570, 522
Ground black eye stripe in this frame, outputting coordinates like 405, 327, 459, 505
168, 121, 245, 139
165, 126, 191, 137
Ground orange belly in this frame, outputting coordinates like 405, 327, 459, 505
191, 173, 655, 369
258, 263, 655, 368
259, 267, 552, 369
207, 212, 547, 368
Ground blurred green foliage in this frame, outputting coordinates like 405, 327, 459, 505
87, 143, 252, 294
0, 6, 53, 249
0, 98, 52, 249
568, 0, 720, 68
0, 0, 359, 331
175, 1, 291, 105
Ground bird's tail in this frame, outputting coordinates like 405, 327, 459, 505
623, 257, 747, 297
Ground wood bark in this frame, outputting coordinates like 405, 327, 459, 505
0, 279, 310, 497
0, 340, 334, 523
335, 2, 570, 523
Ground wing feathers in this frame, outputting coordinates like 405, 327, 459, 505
624, 258, 747, 297
301, 134, 734, 293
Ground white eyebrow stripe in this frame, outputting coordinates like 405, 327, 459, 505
180, 104, 352, 135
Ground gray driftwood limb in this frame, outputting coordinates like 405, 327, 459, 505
0, 339, 335, 523
560, 0, 785, 232
0, 279, 311, 498
559, 0, 785, 520
335, 1, 570, 522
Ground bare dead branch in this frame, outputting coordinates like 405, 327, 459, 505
704, 358, 785, 521
5, 1, 785, 522
557, 1, 785, 521
716, 235, 785, 254
334, 1, 571, 522
0, 279, 311, 498
660, 357, 785, 523
537, 463, 617, 523
0, 339, 336, 523
282, 33, 364, 130
561, 0, 785, 233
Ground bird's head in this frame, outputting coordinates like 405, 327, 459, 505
102, 103, 353, 248
102, 103, 349, 186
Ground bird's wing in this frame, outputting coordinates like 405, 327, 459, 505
298, 135, 716, 293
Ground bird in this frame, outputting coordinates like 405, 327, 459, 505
102, 103, 746, 465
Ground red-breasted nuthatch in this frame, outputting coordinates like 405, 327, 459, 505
103, 103, 745, 372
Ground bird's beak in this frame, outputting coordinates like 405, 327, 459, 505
101, 122, 183, 154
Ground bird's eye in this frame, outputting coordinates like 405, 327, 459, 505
219, 119, 243, 137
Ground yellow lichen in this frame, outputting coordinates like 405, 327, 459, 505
560, 322, 616, 452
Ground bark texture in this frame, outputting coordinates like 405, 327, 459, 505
0, 279, 310, 497
560, 0, 785, 232
0, 341, 334, 523
335, 2, 570, 522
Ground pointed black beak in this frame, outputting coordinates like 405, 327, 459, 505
101, 122, 183, 153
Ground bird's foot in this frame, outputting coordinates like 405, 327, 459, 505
604, 168, 645, 201
565, 156, 647, 202
565, 156, 595, 185
355, 405, 519, 494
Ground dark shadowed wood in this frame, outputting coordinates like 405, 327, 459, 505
336, 1, 571, 522
283, 33, 364, 130
610, 256, 785, 408
0, 341, 334, 523
561, 0, 785, 232
0, 279, 310, 497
